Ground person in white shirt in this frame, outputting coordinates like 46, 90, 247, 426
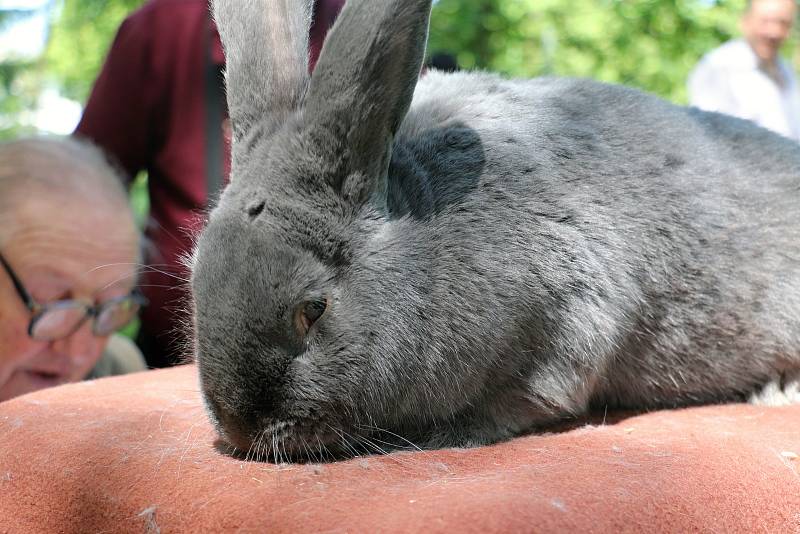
688, 0, 800, 142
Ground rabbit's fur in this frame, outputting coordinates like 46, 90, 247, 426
191, 0, 800, 460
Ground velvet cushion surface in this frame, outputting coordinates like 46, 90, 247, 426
1, 365, 799, 533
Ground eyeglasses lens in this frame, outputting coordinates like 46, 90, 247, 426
30, 305, 89, 341
93, 298, 140, 337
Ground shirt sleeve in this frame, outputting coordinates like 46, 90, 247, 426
74, 8, 159, 185
687, 59, 736, 115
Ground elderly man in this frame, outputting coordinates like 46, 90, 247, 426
688, 0, 800, 142
0, 137, 146, 402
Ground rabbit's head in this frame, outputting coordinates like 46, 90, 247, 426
191, 0, 433, 458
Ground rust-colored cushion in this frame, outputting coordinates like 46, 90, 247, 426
1, 365, 799, 533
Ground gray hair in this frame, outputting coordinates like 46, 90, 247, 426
0, 137, 133, 243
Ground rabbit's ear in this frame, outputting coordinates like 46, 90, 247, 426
305, 0, 432, 208
212, 0, 313, 148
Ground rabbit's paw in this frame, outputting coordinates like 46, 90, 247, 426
749, 370, 800, 406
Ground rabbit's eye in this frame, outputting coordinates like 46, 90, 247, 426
296, 299, 328, 336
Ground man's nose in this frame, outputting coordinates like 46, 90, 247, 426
50, 320, 98, 366
764, 21, 788, 41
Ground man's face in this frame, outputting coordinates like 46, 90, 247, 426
0, 190, 138, 402
742, 0, 797, 63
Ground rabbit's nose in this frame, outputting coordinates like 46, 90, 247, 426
246, 200, 266, 219
207, 394, 259, 452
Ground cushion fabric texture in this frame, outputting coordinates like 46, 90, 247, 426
1, 365, 799, 533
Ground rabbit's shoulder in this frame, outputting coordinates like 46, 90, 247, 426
402, 73, 667, 136
389, 73, 680, 216
399, 72, 800, 192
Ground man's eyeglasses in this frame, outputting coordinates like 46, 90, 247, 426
0, 251, 145, 342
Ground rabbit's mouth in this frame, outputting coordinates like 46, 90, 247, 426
222, 419, 354, 463
221, 417, 422, 463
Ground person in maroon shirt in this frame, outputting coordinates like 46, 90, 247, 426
75, 0, 345, 367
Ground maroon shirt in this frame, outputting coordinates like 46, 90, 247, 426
76, 0, 344, 365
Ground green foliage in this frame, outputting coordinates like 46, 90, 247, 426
428, 0, 791, 103
129, 172, 150, 229
3, 0, 797, 134
121, 171, 150, 340
0, 7, 40, 140
0, 0, 145, 139
43, 0, 144, 102
119, 316, 140, 339
0, 59, 40, 140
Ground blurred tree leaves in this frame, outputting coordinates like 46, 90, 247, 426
0, 58, 37, 138
428, 0, 774, 103
0, 7, 39, 138
2, 0, 797, 131
0, 0, 143, 139
44, 0, 143, 102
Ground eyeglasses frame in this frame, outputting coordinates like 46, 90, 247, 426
0, 251, 145, 340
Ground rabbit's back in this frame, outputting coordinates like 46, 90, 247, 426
400, 71, 800, 208
390, 71, 800, 411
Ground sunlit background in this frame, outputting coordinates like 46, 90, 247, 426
0, 0, 795, 139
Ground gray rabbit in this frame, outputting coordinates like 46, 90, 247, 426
190, 0, 800, 460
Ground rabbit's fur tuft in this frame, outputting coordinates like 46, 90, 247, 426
191, 0, 800, 460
